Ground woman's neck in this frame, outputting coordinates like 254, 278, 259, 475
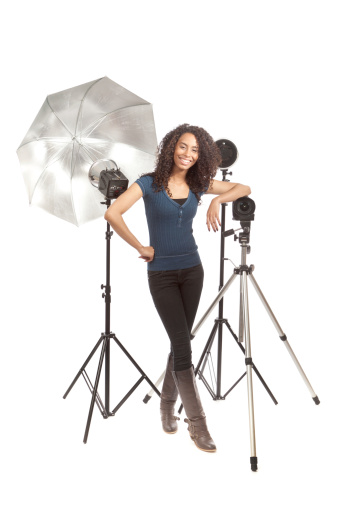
169, 167, 188, 185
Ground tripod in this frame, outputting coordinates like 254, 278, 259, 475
186, 219, 320, 470
63, 199, 160, 443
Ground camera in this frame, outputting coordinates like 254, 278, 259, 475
232, 197, 256, 221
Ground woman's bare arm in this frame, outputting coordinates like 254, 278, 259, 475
104, 183, 154, 262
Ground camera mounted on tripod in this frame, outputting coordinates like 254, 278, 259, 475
233, 196, 255, 222
223, 196, 256, 249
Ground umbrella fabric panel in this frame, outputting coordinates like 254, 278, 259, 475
18, 139, 71, 203
18, 99, 72, 149
70, 144, 107, 227
45, 79, 103, 137
26, 144, 77, 224
84, 104, 158, 155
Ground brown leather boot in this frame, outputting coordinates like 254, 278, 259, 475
160, 353, 180, 434
172, 366, 216, 452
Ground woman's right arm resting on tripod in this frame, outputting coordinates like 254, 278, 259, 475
104, 183, 154, 263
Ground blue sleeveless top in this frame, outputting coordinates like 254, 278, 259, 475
135, 175, 204, 271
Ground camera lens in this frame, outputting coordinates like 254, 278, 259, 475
239, 202, 249, 213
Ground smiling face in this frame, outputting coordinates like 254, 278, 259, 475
172, 133, 199, 172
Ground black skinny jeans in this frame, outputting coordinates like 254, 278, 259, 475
148, 263, 204, 371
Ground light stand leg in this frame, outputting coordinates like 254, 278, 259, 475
178, 321, 219, 414
199, 321, 218, 377
242, 270, 258, 472
249, 274, 320, 404
195, 321, 219, 394
111, 335, 161, 405
83, 335, 109, 443
63, 335, 104, 399
105, 339, 110, 413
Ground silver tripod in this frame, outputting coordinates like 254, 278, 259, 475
192, 221, 319, 470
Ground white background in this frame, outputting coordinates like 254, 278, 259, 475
1, 1, 338, 503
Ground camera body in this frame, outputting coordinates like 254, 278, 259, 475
232, 197, 256, 221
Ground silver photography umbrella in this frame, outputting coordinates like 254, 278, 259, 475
17, 76, 158, 226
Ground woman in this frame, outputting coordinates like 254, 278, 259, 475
104, 124, 251, 452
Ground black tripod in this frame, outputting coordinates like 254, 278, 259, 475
63, 199, 160, 443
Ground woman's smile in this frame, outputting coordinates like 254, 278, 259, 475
178, 156, 192, 165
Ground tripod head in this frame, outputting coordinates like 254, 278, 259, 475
238, 221, 251, 246
224, 220, 252, 253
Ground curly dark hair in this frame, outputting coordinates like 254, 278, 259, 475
142, 123, 222, 202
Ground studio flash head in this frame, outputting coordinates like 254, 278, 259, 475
232, 197, 256, 221
216, 139, 238, 169
89, 159, 129, 199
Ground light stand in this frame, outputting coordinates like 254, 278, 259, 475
63, 199, 160, 443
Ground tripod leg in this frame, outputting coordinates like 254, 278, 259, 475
239, 273, 244, 343
249, 274, 320, 404
83, 337, 108, 443
63, 335, 104, 399
192, 273, 237, 335
223, 320, 278, 405
143, 371, 165, 403
242, 272, 258, 472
